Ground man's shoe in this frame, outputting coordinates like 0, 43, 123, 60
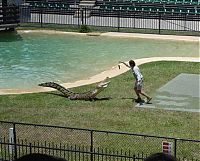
147, 97, 152, 103
135, 98, 142, 103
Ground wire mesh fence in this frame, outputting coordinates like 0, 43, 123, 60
0, 121, 199, 161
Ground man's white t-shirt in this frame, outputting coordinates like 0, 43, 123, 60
131, 66, 143, 81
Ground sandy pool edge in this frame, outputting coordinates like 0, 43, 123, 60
17, 30, 200, 42
0, 56, 199, 95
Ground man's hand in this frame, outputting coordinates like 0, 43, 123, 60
118, 61, 130, 68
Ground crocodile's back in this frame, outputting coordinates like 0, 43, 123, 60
38, 82, 73, 97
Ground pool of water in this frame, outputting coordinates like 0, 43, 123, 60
0, 31, 198, 90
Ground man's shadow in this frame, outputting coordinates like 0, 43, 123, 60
121, 97, 153, 104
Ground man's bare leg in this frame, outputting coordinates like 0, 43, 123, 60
134, 88, 142, 102
138, 90, 152, 103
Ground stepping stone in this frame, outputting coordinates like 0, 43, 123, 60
154, 73, 200, 112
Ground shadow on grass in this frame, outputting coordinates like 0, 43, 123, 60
121, 97, 134, 100
45, 92, 112, 101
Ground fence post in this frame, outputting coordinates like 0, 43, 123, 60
158, 13, 161, 34
9, 123, 17, 160
90, 130, 94, 161
9, 128, 14, 155
184, 14, 187, 31
40, 8, 43, 28
78, 8, 80, 27
81, 9, 84, 25
174, 139, 177, 158
84, 7, 87, 26
30, 143, 32, 154
133, 154, 136, 161
117, 10, 120, 32
13, 123, 18, 160
133, 12, 135, 28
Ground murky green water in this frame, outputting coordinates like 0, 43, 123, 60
0, 32, 198, 89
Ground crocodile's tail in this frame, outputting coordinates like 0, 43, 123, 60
38, 82, 74, 97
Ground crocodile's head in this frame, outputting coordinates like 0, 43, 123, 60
96, 77, 110, 88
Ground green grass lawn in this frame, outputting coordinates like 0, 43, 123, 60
0, 61, 199, 140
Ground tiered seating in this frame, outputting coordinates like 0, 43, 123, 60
98, 0, 200, 15
48, 0, 80, 5
100, 5, 200, 14
29, 1, 69, 9
147, 0, 199, 5
27, 1, 77, 15
101, 0, 199, 5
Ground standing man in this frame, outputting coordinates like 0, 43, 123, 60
119, 60, 152, 103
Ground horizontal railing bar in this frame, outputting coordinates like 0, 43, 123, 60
0, 120, 199, 142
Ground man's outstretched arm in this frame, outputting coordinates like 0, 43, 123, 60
119, 61, 130, 68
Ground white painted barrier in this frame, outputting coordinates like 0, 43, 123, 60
9, 128, 14, 154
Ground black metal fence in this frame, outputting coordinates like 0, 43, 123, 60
18, 5, 200, 35
0, 121, 199, 161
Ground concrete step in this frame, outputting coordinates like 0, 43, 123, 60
154, 94, 189, 108
74, 0, 96, 17
79, 3, 95, 7
153, 92, 200, 112
73, 9, 91, 18
80, 0, 96, 4
78, 0, 96, 7
153, 73, 200, 112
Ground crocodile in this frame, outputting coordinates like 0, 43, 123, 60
38, 77, 110, 100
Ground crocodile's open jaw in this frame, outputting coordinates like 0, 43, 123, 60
97, 77, 110, 88
99, 81, 110, 88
